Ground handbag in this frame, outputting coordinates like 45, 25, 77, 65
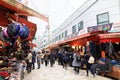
88, 56, 95, 64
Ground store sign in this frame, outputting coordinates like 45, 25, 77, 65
109, 23, 120, 32
87, 23, 113, 32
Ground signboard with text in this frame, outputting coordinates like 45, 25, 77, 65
87, 23, 113, 32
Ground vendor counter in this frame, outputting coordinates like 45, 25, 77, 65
107, 65, 120, 80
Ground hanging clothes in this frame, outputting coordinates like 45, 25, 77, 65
108, 41, 115, 56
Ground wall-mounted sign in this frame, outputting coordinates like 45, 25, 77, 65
109, 23, 120, 32
87, 23, 113, 32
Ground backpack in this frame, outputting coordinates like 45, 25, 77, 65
76, 55, 81, 62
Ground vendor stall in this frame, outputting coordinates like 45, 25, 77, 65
0, 0, 47, 80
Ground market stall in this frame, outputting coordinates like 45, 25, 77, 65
0, 0, 42, 80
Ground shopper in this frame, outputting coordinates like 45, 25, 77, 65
44, 52, 49, 66
72, 51, 81, 74
26, 51, 32, 73
49, 51, 55, 67
62, 53, 69, 69
32, 51, 36, 69
37, 52, 41, 69
85, 53, 95, 76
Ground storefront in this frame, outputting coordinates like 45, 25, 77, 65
0, 1, 39, 80
50, 29, 120, 79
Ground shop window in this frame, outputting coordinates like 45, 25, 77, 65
78, 21, 83, 31
97, 12, 109, 25
65, 30, 67, 37
72, 25, 76, 33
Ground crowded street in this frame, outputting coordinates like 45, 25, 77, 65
24, 62, 111, 80
0, 0, 120, 80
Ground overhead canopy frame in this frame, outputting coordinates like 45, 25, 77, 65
0, 0, 48, 22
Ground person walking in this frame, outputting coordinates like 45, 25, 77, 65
32, 51, 36, 69
49, 51, 55, 67
72, 51, 81, 74
62, 52, 69, 69
26, 51, 32, 73
44, 53, 49, 66
37, 52, 42, 69
85, 53, 95, 76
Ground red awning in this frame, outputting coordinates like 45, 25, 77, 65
29, 42, 37, 48
58, 32, 99, 46
0, 0, 48, 22
99, 32, 120, 43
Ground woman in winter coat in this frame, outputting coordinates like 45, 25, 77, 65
72, 51, 81, 74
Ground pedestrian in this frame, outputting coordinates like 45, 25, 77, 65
72, 51, 81, 74
32, 51, 36, 69
44, 52, 49, 66
85, 53, 95, 76
26, 50, 32, 73
62, 53, 69, 69
57, 50, 63, 65
37, 52, 42, 69
41, 52, 45, 64
49, 51, 55, 67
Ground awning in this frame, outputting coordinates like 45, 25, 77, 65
29, 42, 37, 48
0, 0, 48, 22
58, 32, 100, 46
99, 32, 120, 43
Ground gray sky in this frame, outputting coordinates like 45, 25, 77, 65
26, 0, 87, 36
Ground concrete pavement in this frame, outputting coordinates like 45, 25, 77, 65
24, 62, 112, 80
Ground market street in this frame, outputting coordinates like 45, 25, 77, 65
24, 62, 112, 80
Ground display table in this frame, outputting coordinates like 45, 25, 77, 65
107, 65, 120, 80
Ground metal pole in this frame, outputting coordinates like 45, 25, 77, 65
48, 15, 50, 46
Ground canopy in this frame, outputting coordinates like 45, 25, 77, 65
0, 0, 48, 22
99, 32, 120, 43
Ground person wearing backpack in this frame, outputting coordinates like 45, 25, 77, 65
72, 51, 81, 74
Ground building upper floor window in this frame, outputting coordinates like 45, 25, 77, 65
72, 25, 76, 33
97, 12, 109, 25
62, 32, 64, 38
65, 30, 67, 37
59, 34, 61, 40
78, 21, 83, 31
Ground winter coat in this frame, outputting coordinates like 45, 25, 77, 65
72, 54, 81, 67
32, 52, 36, 63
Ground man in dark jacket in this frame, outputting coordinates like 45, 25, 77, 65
32, 51, 36, 69
49, 51, 55, 67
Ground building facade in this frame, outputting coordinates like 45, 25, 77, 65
48, 0, 120, 47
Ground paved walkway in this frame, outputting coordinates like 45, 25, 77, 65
24, 62, 112, 80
